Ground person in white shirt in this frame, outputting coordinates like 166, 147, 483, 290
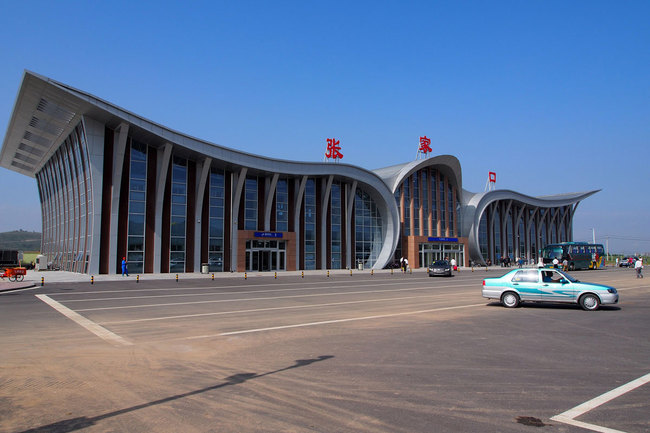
450, 257, 457, 271
635, 258, 643, 278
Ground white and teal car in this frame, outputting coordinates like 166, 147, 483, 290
482, 268, 619, 311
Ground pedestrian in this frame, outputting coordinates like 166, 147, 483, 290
400, 257, 404, 273
403, 257, 409, 273
450, 257, 457, 271
635, 258, 643, 278
562, 259, 568, 271
552, 258, 559, 269
121, 256, 129, 277
615, 257, 619, 267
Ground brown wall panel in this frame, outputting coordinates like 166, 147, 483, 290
99, 127, 114, 274
116, 139, 131, 273
186, 161, 196, 272
161, 158, 171, 273
144, 147, 157, 273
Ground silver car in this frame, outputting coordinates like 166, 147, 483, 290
482, 268, 619, 310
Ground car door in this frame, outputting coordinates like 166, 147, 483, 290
540, 270, 575, 302
510, 270, 542, 301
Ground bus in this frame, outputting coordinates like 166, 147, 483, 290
541, 242, 605, 270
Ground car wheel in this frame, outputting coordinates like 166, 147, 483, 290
501, 291, 520, 308
579, 294, 600, 311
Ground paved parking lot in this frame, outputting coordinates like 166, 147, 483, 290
1, 267, 648, 432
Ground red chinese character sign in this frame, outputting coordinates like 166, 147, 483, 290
324, 138, 343, 161
416, 135, 432, 159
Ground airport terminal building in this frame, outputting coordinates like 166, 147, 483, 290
0, 72, 598, 274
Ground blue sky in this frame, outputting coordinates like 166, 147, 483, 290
1, 1, 648, 254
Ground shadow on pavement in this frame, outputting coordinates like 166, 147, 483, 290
17, 355, 335, 433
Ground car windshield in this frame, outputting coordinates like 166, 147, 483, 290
556, 270, 579, 282
432, 260, 449, 266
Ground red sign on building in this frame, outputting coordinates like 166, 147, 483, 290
419, 136, 432, 154
325, 138, 343, 160
489, 171, 496, 183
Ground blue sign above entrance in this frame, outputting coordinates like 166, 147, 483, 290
428, 237, 458, 242
254, 232, 283, 238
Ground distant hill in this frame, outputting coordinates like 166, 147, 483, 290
0, 230, 41, 252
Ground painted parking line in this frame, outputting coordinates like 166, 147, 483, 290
73, 284, 478, 312
55, 279, 476, 300
186, 303, 486, 339
35, 294, 133, 347
551, 372, 650, 433
101, 292, 478, 324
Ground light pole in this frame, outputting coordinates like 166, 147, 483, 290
592, 228, 596, 245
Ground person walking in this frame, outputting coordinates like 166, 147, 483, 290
635, 258, 643, 278
451, 257, 457, 271
121, 256, 129, 277
403, 257, 409, 273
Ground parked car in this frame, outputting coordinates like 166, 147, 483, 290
619, 257, 637, 267
428, 260, 452, 277
482, 268, 618, 311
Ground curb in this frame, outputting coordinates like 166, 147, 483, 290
0, 282, 37, 293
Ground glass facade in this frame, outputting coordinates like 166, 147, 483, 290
304, 178, 316, 270
244, 177, 258, 231
330, 182, 342, 269
208, 169, 225, 272
35, 123, 92, 273
170, 156, 187, 273
354, 188, 382, 268
275, 178, 288, 232
413, 175, 420, 236
403, 179, 410, 236
127, 141, 147, 274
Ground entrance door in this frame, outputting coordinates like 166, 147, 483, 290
245, 241, 287, 272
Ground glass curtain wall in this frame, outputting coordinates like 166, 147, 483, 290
430, 170, 437, 235
447, 183, 454, 236
208, 169, 225, 271
413, 175, 420, 236
304, 178, 316, 269
170, 157, 187, 273
275, 178, 288, 232
127, 141, 147, 274
244, 177, 258, 230
439, 176, 446, 235
330, 182, 342, 269
421, 171, 429, 236
354, 188, 382, 268
403, 179, 410, 236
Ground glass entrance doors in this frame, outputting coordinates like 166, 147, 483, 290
245, 240, 286, 272
419, 242, 464, 268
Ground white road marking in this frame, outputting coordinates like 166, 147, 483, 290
51, 278, 446, 296
74, 284, 478, 312
551, 372, 650, 433
101, 292, 477, 324
35, 294, 133, 347
186, 303, 485, 339
56, 279, 476, 300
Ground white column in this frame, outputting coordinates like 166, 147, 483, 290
345, 180, 357, 269
230, 167, 248, 271
153, 143, 173, 272
108, 123, 129, 274
264, 173, 279, 231
193, 157, 212, 273
293, 176, 308, 270
320, 175, 333, 269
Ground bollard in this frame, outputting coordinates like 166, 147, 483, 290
371, 269, 374, 276
471, 265, 474, 272
91, 275, 94, 285
327, 270, 330, 278
391, 268, 393, 276
301, 271, 304, 278
409, 268, 412, 274
350, 269, 353, 276
176, 274, 179, 282
41, 276, 44, 286
245, 272, 247, 280
274, 271, 277, 279
137, 275, 140, 283
211, 273, 214, 281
